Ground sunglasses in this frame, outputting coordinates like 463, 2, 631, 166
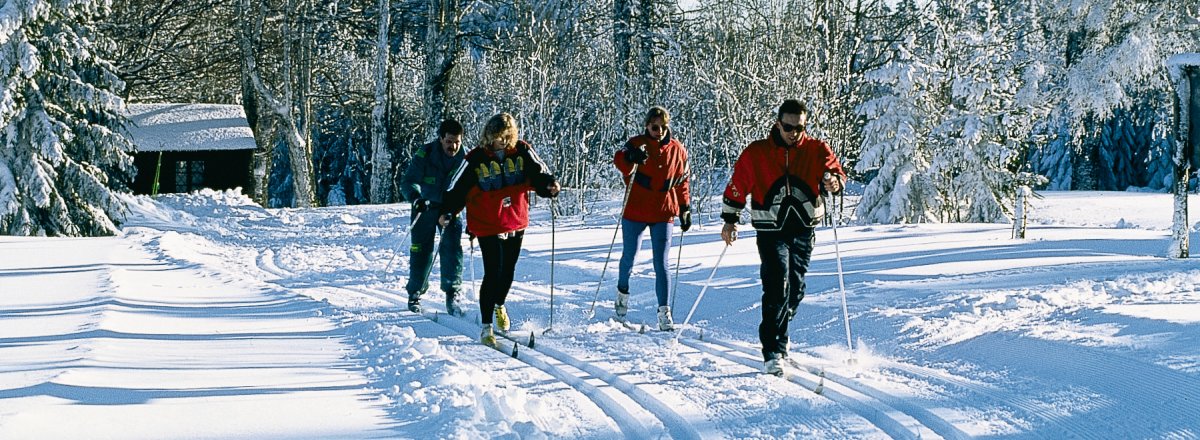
648, 124, 667, 132
779, 121, 805, 133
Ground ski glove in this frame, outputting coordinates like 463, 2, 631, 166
413, 198, 430, 215
624, 146, 648, 165
679, 206, 692, 232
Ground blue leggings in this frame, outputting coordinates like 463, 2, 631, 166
616, 218, 671, 307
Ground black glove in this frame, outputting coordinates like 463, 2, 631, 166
412, 198, 430, 215
624, 146, 648, 165
679, 206, 692, 232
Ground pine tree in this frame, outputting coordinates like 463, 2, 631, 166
1, 0, 134, 236
854, 39, 941, 224
930, 0, 1032, 223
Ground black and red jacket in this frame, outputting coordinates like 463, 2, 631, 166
613, 131, 690, 224
721, 126, 845, 230
442, 140, 557, 238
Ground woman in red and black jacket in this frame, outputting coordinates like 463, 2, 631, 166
440, 113, 560, 346
612, 106, 691, 331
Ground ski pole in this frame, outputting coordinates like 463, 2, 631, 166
670, 228, 684, 312
469, 235, 478, 302
418, 221, 443, 298
587, 156, 642, 318
825, 172, 854, 360
546, 198, 557, 334
383, 210, 424, 280
675, 243, 729, 343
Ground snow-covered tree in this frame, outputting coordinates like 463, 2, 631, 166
1028, 0, 1197, 190
855, 38, 941, 224
929, 0, 1041, 223
1, 0, 134, 236
98, 0, 238, 102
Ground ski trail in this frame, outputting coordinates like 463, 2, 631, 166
254, 247, 651, 438
700, 337, 971, 440
256, 248, 289, 280
677, 335, 937, 440
331, 285, 667, 440
530, 340, 707, 440
880, 360, 1094, 438
355, 280, 704, 439
948, 333, 1200, 439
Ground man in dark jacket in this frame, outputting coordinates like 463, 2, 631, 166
720, 100, 845, 376
399, 119, 467, 315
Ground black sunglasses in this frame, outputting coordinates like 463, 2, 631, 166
779, 121, 805, 133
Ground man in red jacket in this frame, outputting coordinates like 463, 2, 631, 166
613, 106, 691, 330
720, 99, 845, 376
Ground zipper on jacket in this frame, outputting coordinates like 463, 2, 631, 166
784, 145, 792, 197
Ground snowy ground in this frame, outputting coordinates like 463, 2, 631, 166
2, 189, 1200, 439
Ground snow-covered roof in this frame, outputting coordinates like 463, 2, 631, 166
1166, 53, 1200, 83
124, 103, 257, 152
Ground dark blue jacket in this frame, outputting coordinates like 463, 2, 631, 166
400, 141, 465, 205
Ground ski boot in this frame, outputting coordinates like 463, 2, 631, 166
614, 289, 630, 321
764, 357, 785, 377
481, 326, 497, 347
494, 305, 510, 332
657, 305, 675, 331
445, 290, 463, 317
407, 292, 422, 313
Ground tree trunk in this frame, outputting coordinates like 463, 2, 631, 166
236, 0, 314, 208
613, 0, 632, 128
636, 0, 654, 105
425, 0, 459, 134
241, 68, 269, 206
1169, 65, 1195, 258
370, 0, 392, 204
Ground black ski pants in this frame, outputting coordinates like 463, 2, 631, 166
756, 227, 815, 361
478, 231, 524, 325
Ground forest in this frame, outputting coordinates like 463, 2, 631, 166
1, 0, 1197, 236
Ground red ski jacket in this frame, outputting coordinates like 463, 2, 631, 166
442, 140, 557, 238
721, 127, 845, 230
613, 132, 691, 223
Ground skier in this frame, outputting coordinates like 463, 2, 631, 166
613, 106, 691, 330
719, 100, 845, 376
440, 113, 560, 346
399, 119, 467, 315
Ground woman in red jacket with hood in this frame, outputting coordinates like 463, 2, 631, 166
613, 106, 691, 331
441, 113, 560, 346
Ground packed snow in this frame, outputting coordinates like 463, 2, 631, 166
2, 189, 1199, 439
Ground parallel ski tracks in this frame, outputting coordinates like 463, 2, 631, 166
921, 334, 1200, 439
676, 335, 950, 440
353, 284, 700, 440
256, 247, 697, 439
256, 245, 1035, 440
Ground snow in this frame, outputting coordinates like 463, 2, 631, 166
1167, 53, 1200, 71
2, 189, 1200, 438
123, 103, 256, 152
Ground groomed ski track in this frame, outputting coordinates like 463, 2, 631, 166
254, 245, 932, 439
256, 247, 699, 439
261, 240, 992, 439
251, 224, 1160, 440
